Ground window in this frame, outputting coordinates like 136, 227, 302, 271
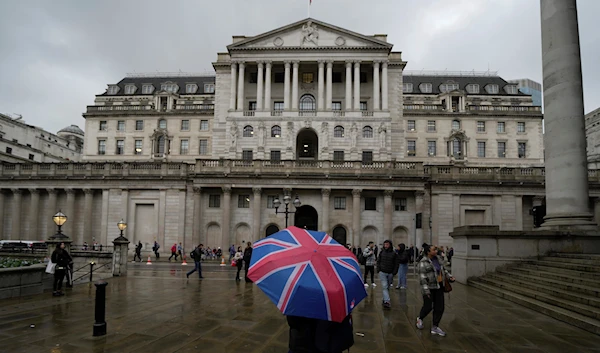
271, 125, 281, 138
186, 84, 198, 94
199, 139, 208, 155
270, 150, 281, 162
334, 197, 347, 210
267, 195, 277, 209
360, 102, 368, 111
505, 85, 518, 94
243, 125, 254, 137
394, 198, 407, 211
427, 120, 436, 132
518, 142, 527, 158
485, 84, 499, 94
428, 141, 436, 156
466, 84, 480, 94
407, 120, 416, 131
452, 120, 461, 130
135, 140, 143, 155
402, 83, 413, 93
440, 83, 459, 92
200, 120, 209, 131
517, 122, 526, 133
333, 150, 345, 162
181, 120, 190, 131
238, 195, 250, 208
362, 151, 373, 165
497, 122, 506, 133
209, 195, 221, 208
107, 85, 119, 95
248, 101, 257, 111
180, 140, 189, 155
28, 154, 34, 161
365, 197, 377, 211
299, 95, 316, 111
158, 119, 167, 129
274, 72, 284, 83
98, 140, 106, 155
124, 85, 136, 94
498, 142, 506, 158
477, 121, 486, 132
477, 141, 486, 157
362, 126, 373, 138
116, 140, 124, 155
242, 149, 253, 161
117, 121, 125, 131
332, 101, 342, 111
334, 126, 344, 138
452, 139, 462, 158
135, 120, 144, 131
302, 72, 314, 83
142, 85, 154, 94
5, 147, 12, 154
274, 101, 284, 111
161, 83, 178, 93
99, 121, 107, 131
407, 140, 416, 156
419, 83, 432, 93
332, 72, 342, 83
204, 83, 215, 93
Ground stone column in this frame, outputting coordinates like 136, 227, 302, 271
284, 61, 291, 110
383, 189, 393, 244
0, 190, 4, 239
46, 189, 57, 237
353, 61, 361, 111
112, 236, 130, 277
381, 61, 389, 110
416, 191, 425, 248
256, 61, 264, 111
326, 61, 333, 110
193, 187, 202, 244
83, 189, 93, 244
515, 195, 523, 231
29, 189, 40, 239
352, 189, 361, 246
222, 186, 232, 252
540, 0, 595, 228
373, 61, 380, 111
230, 62, 237, 110
264, 61, 272, 112
11, 189, 21, 240
292, 61, 299, 110
65, 189, 75, 240
345, 61, 353, 111
236, 61, 245, 111
321, 188, 331, 233
317, 61, 325, 110
252, 187, 262, 241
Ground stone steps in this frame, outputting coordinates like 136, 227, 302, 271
548, 253, 600, 261
496, 268, 600, 298
526, 259, 600, 273
519, 263, 600, 280
508, 266, 599, 287
540, 256, 600, 266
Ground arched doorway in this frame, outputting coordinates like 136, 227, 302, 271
296, 128, 318, 160
294, 205, 318, 231
392, 226, 409, 248
332, 226, 347, 246
265, 224, 279, 237
235, 223, 251, 246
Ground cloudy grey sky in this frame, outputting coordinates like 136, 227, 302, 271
0, 0, 598, 132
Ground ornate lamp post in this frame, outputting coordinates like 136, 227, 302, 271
273, 194, 301, 228
115, 219, 128, 241
51, 211, 68, 239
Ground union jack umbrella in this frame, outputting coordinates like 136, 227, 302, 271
247, 226, 367, 323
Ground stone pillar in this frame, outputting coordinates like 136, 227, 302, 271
540, 0, 595, 229
373, 61, 380, 111
83, 189, 93, 244
284, 61, 291, 110
515, 195, 523, 231
256, 61, 264, 111
353, 61, 361, 111
46, 189, 57, 238
415, 191, 424, 249
0, 190, 4, 239
11, 189, 22, 240
252, 187, 262, 242
65, 189, 75, 240
317, 61, 325, 110
236, 61, 245, 111
222, 186, 232, 252
112, 236, 130, 277
326, 61, 333, 111
345, 61, 353, 111
292, 61, 299, 110
230, 62, 237, 110
28, 189, 40, 239
383, 189, 393, 245
493, 195, 502, 229
321, 188, 331, 233
352, 189, 361, 246
381, 61, 389, 110
193, 187, 202, 244
264, 61, 272, 112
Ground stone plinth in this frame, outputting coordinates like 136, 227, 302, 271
112, 236, 130, 276
0, 264, 47, 299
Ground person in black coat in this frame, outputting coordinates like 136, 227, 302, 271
243, 242, 253, 282
51, 242, 72, 297
287, 314, 354, 353
377, 240, 400, 308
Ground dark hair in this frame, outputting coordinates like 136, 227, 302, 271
247, 242, 252, 247
423, 244, 431, 254
368, 241, 374, 245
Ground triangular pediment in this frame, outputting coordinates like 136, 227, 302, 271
228, 18, 393, 51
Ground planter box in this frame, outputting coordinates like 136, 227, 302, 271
0, 263, 48, 299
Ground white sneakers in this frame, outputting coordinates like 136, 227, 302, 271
364, 283, 369, 288
371, 282, 377, 287
416, 317, 424, 329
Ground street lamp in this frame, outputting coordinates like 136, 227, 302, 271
52, 211, 67, 239
273, 194, 301, 228
116, 219, 128, 241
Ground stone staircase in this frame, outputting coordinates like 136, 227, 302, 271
468, 253, 600, 335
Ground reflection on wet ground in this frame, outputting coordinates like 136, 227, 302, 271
0, 262, 598, 353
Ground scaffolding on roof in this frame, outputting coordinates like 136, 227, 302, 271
404, 70, 499, 77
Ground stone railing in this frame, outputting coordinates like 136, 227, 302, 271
86, 105, 153, 112
468, 105, 542, 113
86, 104, 214, 114
403, 104, 444, 111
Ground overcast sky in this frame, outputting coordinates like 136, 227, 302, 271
0, 0, 598, 133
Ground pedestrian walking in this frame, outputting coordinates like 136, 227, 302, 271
133, 241, 142, 262
447, 247, 454, 266
233, 246, 244, 281
377, 240, 400, 309
186, 244, 204, 279
416, 244, 455, 337
396, 243, 409, 289
51, 242, 72, 297
177, 242, 183, 260
287, 314, 354, 353
168, 243, 178, 262
243, 242, 253, 283
152, 241, 160, 259
229, 244, 236, 261
362, 242, 377, 288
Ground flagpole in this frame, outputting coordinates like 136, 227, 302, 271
308, 0, 311, 18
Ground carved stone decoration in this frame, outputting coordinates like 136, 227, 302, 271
304, 120, 311, 129
252, 187, 262, 195
273, 37, 284, 47
258, 122, 266, 147
352, 189, 362, 197
222, 186, 232, 195
287, 122, 295, 150
384, 189, 394, 197
321, 188, 331, 196
300, 82, 316, 91
230, 122, 238, 147
351, 123, 358, 148
335, 36, 346, 46
378, 122, 387, 148
301, 21, 319, 46
321, 122, 329, 149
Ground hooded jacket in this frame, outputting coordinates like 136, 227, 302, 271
377, 240, 400, 275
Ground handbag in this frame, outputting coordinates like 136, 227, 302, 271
443, 276, 452, 293
231, 260, 237, 267
45, 261, 56, 274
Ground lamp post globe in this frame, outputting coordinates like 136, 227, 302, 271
116, 219, 128, 240
52, 211, 67, 239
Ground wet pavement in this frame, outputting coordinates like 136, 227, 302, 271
0, 262, 599, 353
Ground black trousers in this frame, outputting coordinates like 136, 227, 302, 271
236, 262, 243, 280
364, 265, 375, 283
244, 260, 252, 282
53, 269, 66, 292
419, 286, 445, 326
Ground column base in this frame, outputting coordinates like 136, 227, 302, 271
540, 212, 598, 231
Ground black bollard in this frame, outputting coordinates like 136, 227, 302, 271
93, 281, 108, 336
89, 262, 95, 283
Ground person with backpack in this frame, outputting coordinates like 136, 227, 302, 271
152, 241, 160, 259
186, 244, 204, 279
287, 314, 354, 353
395, 243, 409, 289
362, 242, 376, 288
133, 241, 142, 262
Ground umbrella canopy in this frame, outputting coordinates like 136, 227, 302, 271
248, 226, 367, 323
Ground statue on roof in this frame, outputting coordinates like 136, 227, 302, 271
301, 21, 319, 46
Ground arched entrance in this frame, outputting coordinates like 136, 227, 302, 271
332, 226, 347, 246
265, 224, 279, 237
392, 226, 409, 247
294, 205, 318, 231
296, 128, 318, 160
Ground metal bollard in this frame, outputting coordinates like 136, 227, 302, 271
93, 281, 108, 336
89, 261, 95, 282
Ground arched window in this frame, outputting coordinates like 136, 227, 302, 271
265, 225, 279, 237
158, 119, 167, 129
243, 125, 254, 137
271, 125, 281, 138
299, 94, 316, 111
363, 126, 373, 138
155, 135, 166, 154
453, 138, 462, 157
334, 126, 345, 138
452, 120, 461, 130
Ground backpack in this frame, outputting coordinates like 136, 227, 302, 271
315, 314, 354, 353
357, 251, 366, 266
398, 250, 409, 264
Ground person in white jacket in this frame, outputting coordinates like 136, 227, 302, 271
233, 246, 244, 281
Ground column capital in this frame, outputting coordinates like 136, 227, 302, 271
352, 189, 362, 197
353, 60, 361, 65
264, 60, 273, 67
415, 191, 425, 198
256, 60, 265, 66
292, 61, 300, 66
65, 188, 75, 195
83, 188, 93, 195
381, 60, 389, 68
321, 188, 331, 196
318, 60, 326, 65
373, 60, 382, 66
252, 187, 262, 195
345, 60, 353, 67
11, 188, 22, 195
230, 60, 238, 66
238, 61, 246, 68
283, 187, 292, 196
193, 187, 202, 194
384, 189, 394, 197
284, 61, 292, 68
29, 188, 39, 195
222, 186, 232, 194
46, 188, 56, 195
326, 60, 334, 67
